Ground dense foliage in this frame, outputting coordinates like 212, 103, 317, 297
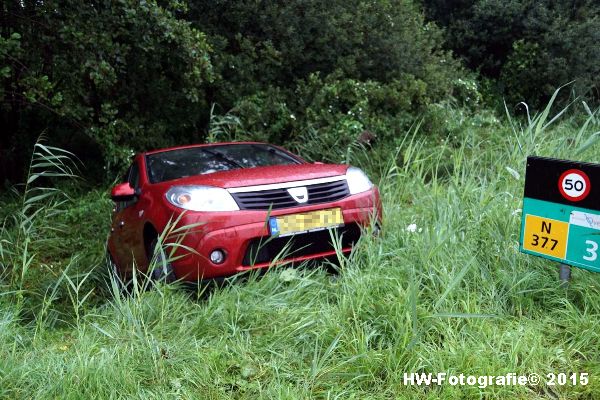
187, 0, 468, 162
422, 0, 600, 107
187, 0, 457, 101
1, 0, 213, 182
1, 0, 463, 182
1, 0, 598, 183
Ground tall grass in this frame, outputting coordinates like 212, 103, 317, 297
1, 99, 600, 398
0, 136, 78, 308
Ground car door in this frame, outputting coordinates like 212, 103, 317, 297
111, 160, 146, 273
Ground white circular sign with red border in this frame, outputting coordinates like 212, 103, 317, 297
558, 169, 591, 202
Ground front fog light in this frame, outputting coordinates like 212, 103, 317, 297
210, 249, 226, 264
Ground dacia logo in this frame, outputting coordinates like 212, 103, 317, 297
287, 187, 308, 203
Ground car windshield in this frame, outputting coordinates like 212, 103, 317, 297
145, 144, 302, 183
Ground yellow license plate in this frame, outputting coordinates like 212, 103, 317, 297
269, 208, 344, 237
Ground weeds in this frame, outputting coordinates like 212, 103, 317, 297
2, 100, 600, 398
0, 136, 79, 309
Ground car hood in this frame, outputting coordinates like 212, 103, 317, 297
153, 163, 349, 189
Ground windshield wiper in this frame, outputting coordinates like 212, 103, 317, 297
251, 144, 302, 164
202, 148, 245, 169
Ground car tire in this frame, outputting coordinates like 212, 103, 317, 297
148, 238, 176, 284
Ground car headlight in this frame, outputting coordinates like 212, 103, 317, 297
346, 166, 373, 194
165, 186, 240, 211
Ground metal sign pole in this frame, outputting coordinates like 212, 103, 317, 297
558, 263, 571, 286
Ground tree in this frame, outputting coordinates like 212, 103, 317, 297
187, 0, 458, 107
0, 0, 213, 182
421, 0, 600, 106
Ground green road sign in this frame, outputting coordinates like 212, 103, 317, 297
520, 156, 600, 273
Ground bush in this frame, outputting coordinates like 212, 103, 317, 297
1, 0, 213, 182
0, 0, 481, 182
189, 0, 460, 111
228, 71, 480, 164
422, 0, 600, 107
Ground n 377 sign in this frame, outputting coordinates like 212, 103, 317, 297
520, 156, 600, 273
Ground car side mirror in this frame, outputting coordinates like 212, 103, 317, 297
111, 182, 136, 202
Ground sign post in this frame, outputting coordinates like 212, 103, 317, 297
520, 156, 600, 279
559, 263, 571, 286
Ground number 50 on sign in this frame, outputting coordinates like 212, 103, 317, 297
520, 157, 600, 273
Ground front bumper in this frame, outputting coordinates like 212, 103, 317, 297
168, 188, 381, 281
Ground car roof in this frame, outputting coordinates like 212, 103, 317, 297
143, 141, 275, 156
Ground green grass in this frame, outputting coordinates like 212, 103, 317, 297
1, 101, 600, 399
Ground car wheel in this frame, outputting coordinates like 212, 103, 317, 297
148, 238, 176, 284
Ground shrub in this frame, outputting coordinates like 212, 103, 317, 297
1, 0, 213, 182
189, 0, 460, 111
422, 0, 600, 107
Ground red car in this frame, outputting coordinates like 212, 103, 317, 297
107, 142, 381, 283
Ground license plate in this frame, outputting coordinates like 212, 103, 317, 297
269, 208, 344, 237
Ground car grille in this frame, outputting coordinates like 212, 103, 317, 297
242, 224, 361, 266
230, 179, 350, 210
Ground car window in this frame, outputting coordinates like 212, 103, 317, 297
115, 162, 139, 212
128, 162, 140, 189
145, 144, 302, 184
213, 144, 299, 168
122, 166, 131, 184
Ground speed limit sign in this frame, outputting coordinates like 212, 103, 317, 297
520, 156, 600, 273
558, 169, 590, 201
